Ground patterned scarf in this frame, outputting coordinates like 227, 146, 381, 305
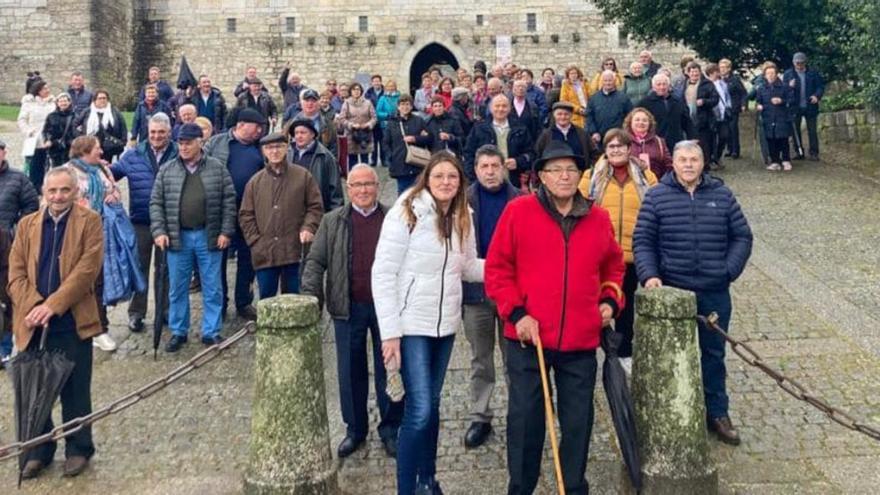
587, 156, 650, 204
72, 158, 107, 214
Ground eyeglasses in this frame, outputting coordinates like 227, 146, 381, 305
348, 181, 378, 189
542, 167, 580, 177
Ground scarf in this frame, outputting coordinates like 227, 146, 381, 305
72, 158, 107, 214
587, 156, 650, 204
86, 103, 115, 136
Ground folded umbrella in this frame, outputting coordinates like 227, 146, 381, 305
9, 325, 75, 487
601, 326, 642, 491
153, 247, 167, 359
177, 56, 197, 90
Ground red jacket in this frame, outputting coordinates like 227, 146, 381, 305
485, 194, 626, 352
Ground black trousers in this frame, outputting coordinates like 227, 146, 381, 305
615, 264, 639, 358
792, 109, 819, 157
712, 119, 729, 164
726, 112, 741, 156
697, 127, 714, 165
27, 149, 48, 194
27, 327, 95, 463
506, 339, 597, 495
768, 137, 791, 163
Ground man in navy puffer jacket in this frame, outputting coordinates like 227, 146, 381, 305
633, 139, 752, 446
111, 113, 178, 332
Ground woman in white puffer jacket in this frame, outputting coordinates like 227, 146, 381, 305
17, 79, 56, 190
372, 151, 483, 495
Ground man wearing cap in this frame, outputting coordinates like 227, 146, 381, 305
284, 88, 338, 158
232, 78, 277, 129
485, 141, 625, 494
535, 101, 595, 163
150, 123, 236, 352
448, 87, 473, 139
239, 132, 323, 297
288, 118, 343, 212
204, 108, 266, 321
783, 52, 824, 160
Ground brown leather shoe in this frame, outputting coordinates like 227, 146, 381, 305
62, 456, 89, 477
20, 459, 47, 479
708, 416, 741, 446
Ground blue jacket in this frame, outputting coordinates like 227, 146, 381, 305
111, 141, 179, 225
131, 100, 173, 143
102, 203, 147, 306
526, 84, 549, 124
66, 86, 93, 118
633, 172, 753, 292
782, 68, 824, 116
756, 79, 795, 139
586, 89, 633, 140
376, 92, 401, 129
138, 80, 175, 103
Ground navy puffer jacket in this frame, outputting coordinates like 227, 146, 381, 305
633, 172, 753, 292
111, 141, 179, 225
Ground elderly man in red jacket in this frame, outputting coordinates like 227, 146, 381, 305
486, 141, 625, 495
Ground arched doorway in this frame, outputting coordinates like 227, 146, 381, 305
409, 43, 460, 95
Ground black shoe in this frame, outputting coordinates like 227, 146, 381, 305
464, 421, 492, 448
792, 154, 806, 161
808, 154, 820, 161
189, 277, 201, 293
20, 459, 49, 479
62, 456, 89, 477
128, 316, 145, 333
337, 435, 364, 458
165, 334, 188, 353
237, 305, 258, 321
381, 436, 398, 458
708, 416, 741, 446
201, 335, 225, 346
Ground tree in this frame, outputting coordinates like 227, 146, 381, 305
593, 0, 851, 78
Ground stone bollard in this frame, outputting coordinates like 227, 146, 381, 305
632, 287, 718, 495
243, 294, 339, 495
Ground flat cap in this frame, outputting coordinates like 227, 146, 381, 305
176, 123, 203, 141
259, 132, 288, 146
792, 52, 807, 63
451, 87, 470, 99
288, 118, 317, 136
552, 101, 575, 113
237, 108, 268, 126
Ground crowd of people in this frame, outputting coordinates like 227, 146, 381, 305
4, 46, 834, 492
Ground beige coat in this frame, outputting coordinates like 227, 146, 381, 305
337, 96, 378, 155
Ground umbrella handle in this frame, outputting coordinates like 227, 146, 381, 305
535, 337, 566, 495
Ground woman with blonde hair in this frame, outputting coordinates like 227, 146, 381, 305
559, 65, 590, 128
589, 57, 625, 95
623, 107, 672, 178
372, 151, 483, 494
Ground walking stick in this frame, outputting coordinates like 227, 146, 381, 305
535, 336, 566, 495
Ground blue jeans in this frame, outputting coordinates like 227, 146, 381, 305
334, 302, 403, 441
695, 289, 733, 419
221, 229, 255, 313
397, 334, 455, 494
396, 175, 417, 196
167, 229, 223, 338
255, 263, 300, 299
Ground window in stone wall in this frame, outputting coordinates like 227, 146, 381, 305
358, 16, 368, 33
476, 14, 484, 26
227, 18, 237, 33
286, 16, 295, 33
618, 26, 629, 48
526, 13, 536, 32
151, 20, 164, 36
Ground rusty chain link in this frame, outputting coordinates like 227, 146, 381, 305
0, 321, 257, 462
696, 314, 880, 442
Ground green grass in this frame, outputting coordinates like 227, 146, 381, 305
0, 104, 135, 129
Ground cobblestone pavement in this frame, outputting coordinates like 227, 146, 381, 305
0, 117, 879, 494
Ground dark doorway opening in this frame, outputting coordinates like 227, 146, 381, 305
409, 43, 459, 95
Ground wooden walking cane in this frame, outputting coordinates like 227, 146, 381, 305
535, 336, 566, 494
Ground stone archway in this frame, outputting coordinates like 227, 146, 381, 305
398, 41, 467, 95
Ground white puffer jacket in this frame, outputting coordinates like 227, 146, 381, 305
17, 94, 56, 149
373, 189, 484, 340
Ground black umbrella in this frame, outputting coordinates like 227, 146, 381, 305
176, 56, 197, 90
601, 326, 642, 491
9, 326, 75, 487
153, 248, 167, 359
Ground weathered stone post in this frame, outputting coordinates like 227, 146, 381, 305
243, 295, 338, 495
632, 287, 718, 495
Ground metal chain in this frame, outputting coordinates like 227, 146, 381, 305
696, 314, 880, 442
0, 321, 257, 462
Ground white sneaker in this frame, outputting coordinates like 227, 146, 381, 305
782, 161, 793, 171
766, 163, 781, 171
93, 333, 117, 352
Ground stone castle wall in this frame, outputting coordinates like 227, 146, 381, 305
819, 109, 880, 150
1, 0, 694, 108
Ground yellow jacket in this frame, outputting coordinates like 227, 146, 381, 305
559, 80, 590, 128
578, 167, 658, 263
588, 71, 625, 96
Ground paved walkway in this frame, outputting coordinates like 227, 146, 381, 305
0, 118, 879, 494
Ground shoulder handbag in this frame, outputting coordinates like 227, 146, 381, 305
400, 121, 431, 168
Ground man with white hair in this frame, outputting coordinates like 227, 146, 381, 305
112, 113, 178, 332
638, 73, 694, 146
634, 140, 753, 446
639, 50, 662, 79
171, 103, 198, 140
278, 64, 307, 114
586, 70, 633, 148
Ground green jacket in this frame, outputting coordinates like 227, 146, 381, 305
301, 203, 389, 320
149, 154, 237, 250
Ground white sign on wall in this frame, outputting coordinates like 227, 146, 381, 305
496, 35, 512, 66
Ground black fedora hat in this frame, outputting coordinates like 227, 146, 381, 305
533, 141, 586, 172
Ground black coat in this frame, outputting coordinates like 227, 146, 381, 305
637, 92, 694, 146
382, 114, 433, 178
463, 122, 534, 185
756, 79, 795, 139
509, 98, 541, 143
42, 109, 77, 167
74, 107, 128, 159
425, 113, 465, 156
689, 78, 720, 131
0, 161, 39, 232
586, 89, 633, 139
723, 74, 748, 114
448, 100, 473, 140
